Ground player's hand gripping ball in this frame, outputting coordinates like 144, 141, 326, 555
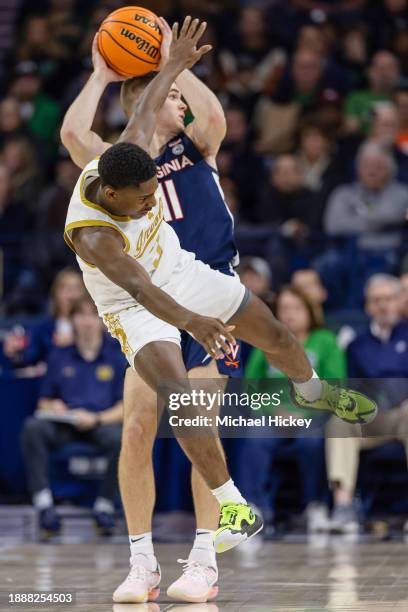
98, 6, 163, 77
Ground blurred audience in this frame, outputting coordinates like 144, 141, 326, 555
1, 0, 408, 527
257, 154, 323, 231
320, 142, 408, 306
344, 51, 401, 134
326, 274, 408, 533
4, 267, 85, 368
325, 143, 408, 251
20, 295, 124, 536
8, 61, 60, 154
218, 106, 266, 222
297, 122, 345, 197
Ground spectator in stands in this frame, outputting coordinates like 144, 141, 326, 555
275, 48, 347, 106
291, 268, 359, 346
0, 98, 25, 146
256, 154, 327, 287
325, 141, 408, 249
326, 274, 408, 532
254, 49, 327, 154
240, 286, 345, 532
218, 6, 285, 113
0, 135, 42, 210
344, 51, 401, 134
297, 122, 345, 198
291, 268, 328, 307
367, 102, 408, 182
0, 163, 30, 297
257, 154, 324, 230
33, 154, 80, 285
321, 142, 408, 306
217, 106, 266, 222
4, 267, 85, 368
339, 26, 369, 87
21, 294, 124, 537
369, 0, 408, 52
0, 163, 29, 234
8, 61, 60, 154
16, 15, 68, 64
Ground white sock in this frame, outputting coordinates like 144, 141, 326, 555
93, 497, 114, 514
293, 370, 322, 402
189, 529, 217, 569
129, 532, 157, 570
211, 478, 246, 505
33, 488, 53, 510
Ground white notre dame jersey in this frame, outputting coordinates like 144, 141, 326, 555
64, 158, 194, 315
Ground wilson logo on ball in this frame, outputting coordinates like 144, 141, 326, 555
120, 28, 160, 59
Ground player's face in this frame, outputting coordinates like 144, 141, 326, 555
104, 176, 159, 219
157, 85, 187, 134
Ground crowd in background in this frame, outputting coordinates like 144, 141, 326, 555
0, 0, 407, 314
2, 0, 408, 532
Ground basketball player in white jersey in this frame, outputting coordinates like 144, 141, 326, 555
64, 20, 377, 606
62, 16, 252, 603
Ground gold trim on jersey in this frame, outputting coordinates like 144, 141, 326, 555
64, 220, 131, 268
79, 168, 132, 222
134, 199, 164, 259
102, 312, 133, 355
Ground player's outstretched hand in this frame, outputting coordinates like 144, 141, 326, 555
185, 315, 236, 359
92, 33, 126, 83
168, 16, 212, 71
156, 17, 172, 70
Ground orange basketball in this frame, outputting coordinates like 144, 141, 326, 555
98, 6, 162, 77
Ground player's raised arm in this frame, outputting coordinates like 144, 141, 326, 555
157, 18, 226, 161
71, 226, 234, 359
60, 36, 124, 168
118, 17, 212, 151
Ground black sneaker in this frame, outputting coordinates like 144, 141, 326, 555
39, 507, 61, 538
94, 511, 115, 536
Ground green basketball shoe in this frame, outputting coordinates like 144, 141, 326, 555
292, 380, 377, 425
214, 502, 263, 553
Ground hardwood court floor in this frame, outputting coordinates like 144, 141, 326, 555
1, 537, 408, 611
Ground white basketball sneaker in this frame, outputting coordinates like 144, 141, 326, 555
167, 558, 218, 603
112, 555, 161, 603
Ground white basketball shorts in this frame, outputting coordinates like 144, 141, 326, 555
102, 256, 248, 369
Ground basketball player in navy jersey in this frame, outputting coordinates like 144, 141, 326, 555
61, 16, 243, 602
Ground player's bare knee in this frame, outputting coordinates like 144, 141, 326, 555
122, 412, 155, 452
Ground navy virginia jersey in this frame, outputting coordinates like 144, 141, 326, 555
154, 133, 238, 270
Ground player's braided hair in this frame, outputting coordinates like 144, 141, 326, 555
98, 142, 157, 189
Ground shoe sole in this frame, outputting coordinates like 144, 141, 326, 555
112, 587, 160, 603
214, 522, 264, 554
167, 585, 218, 603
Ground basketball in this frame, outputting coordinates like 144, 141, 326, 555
98, 6, 162, 77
